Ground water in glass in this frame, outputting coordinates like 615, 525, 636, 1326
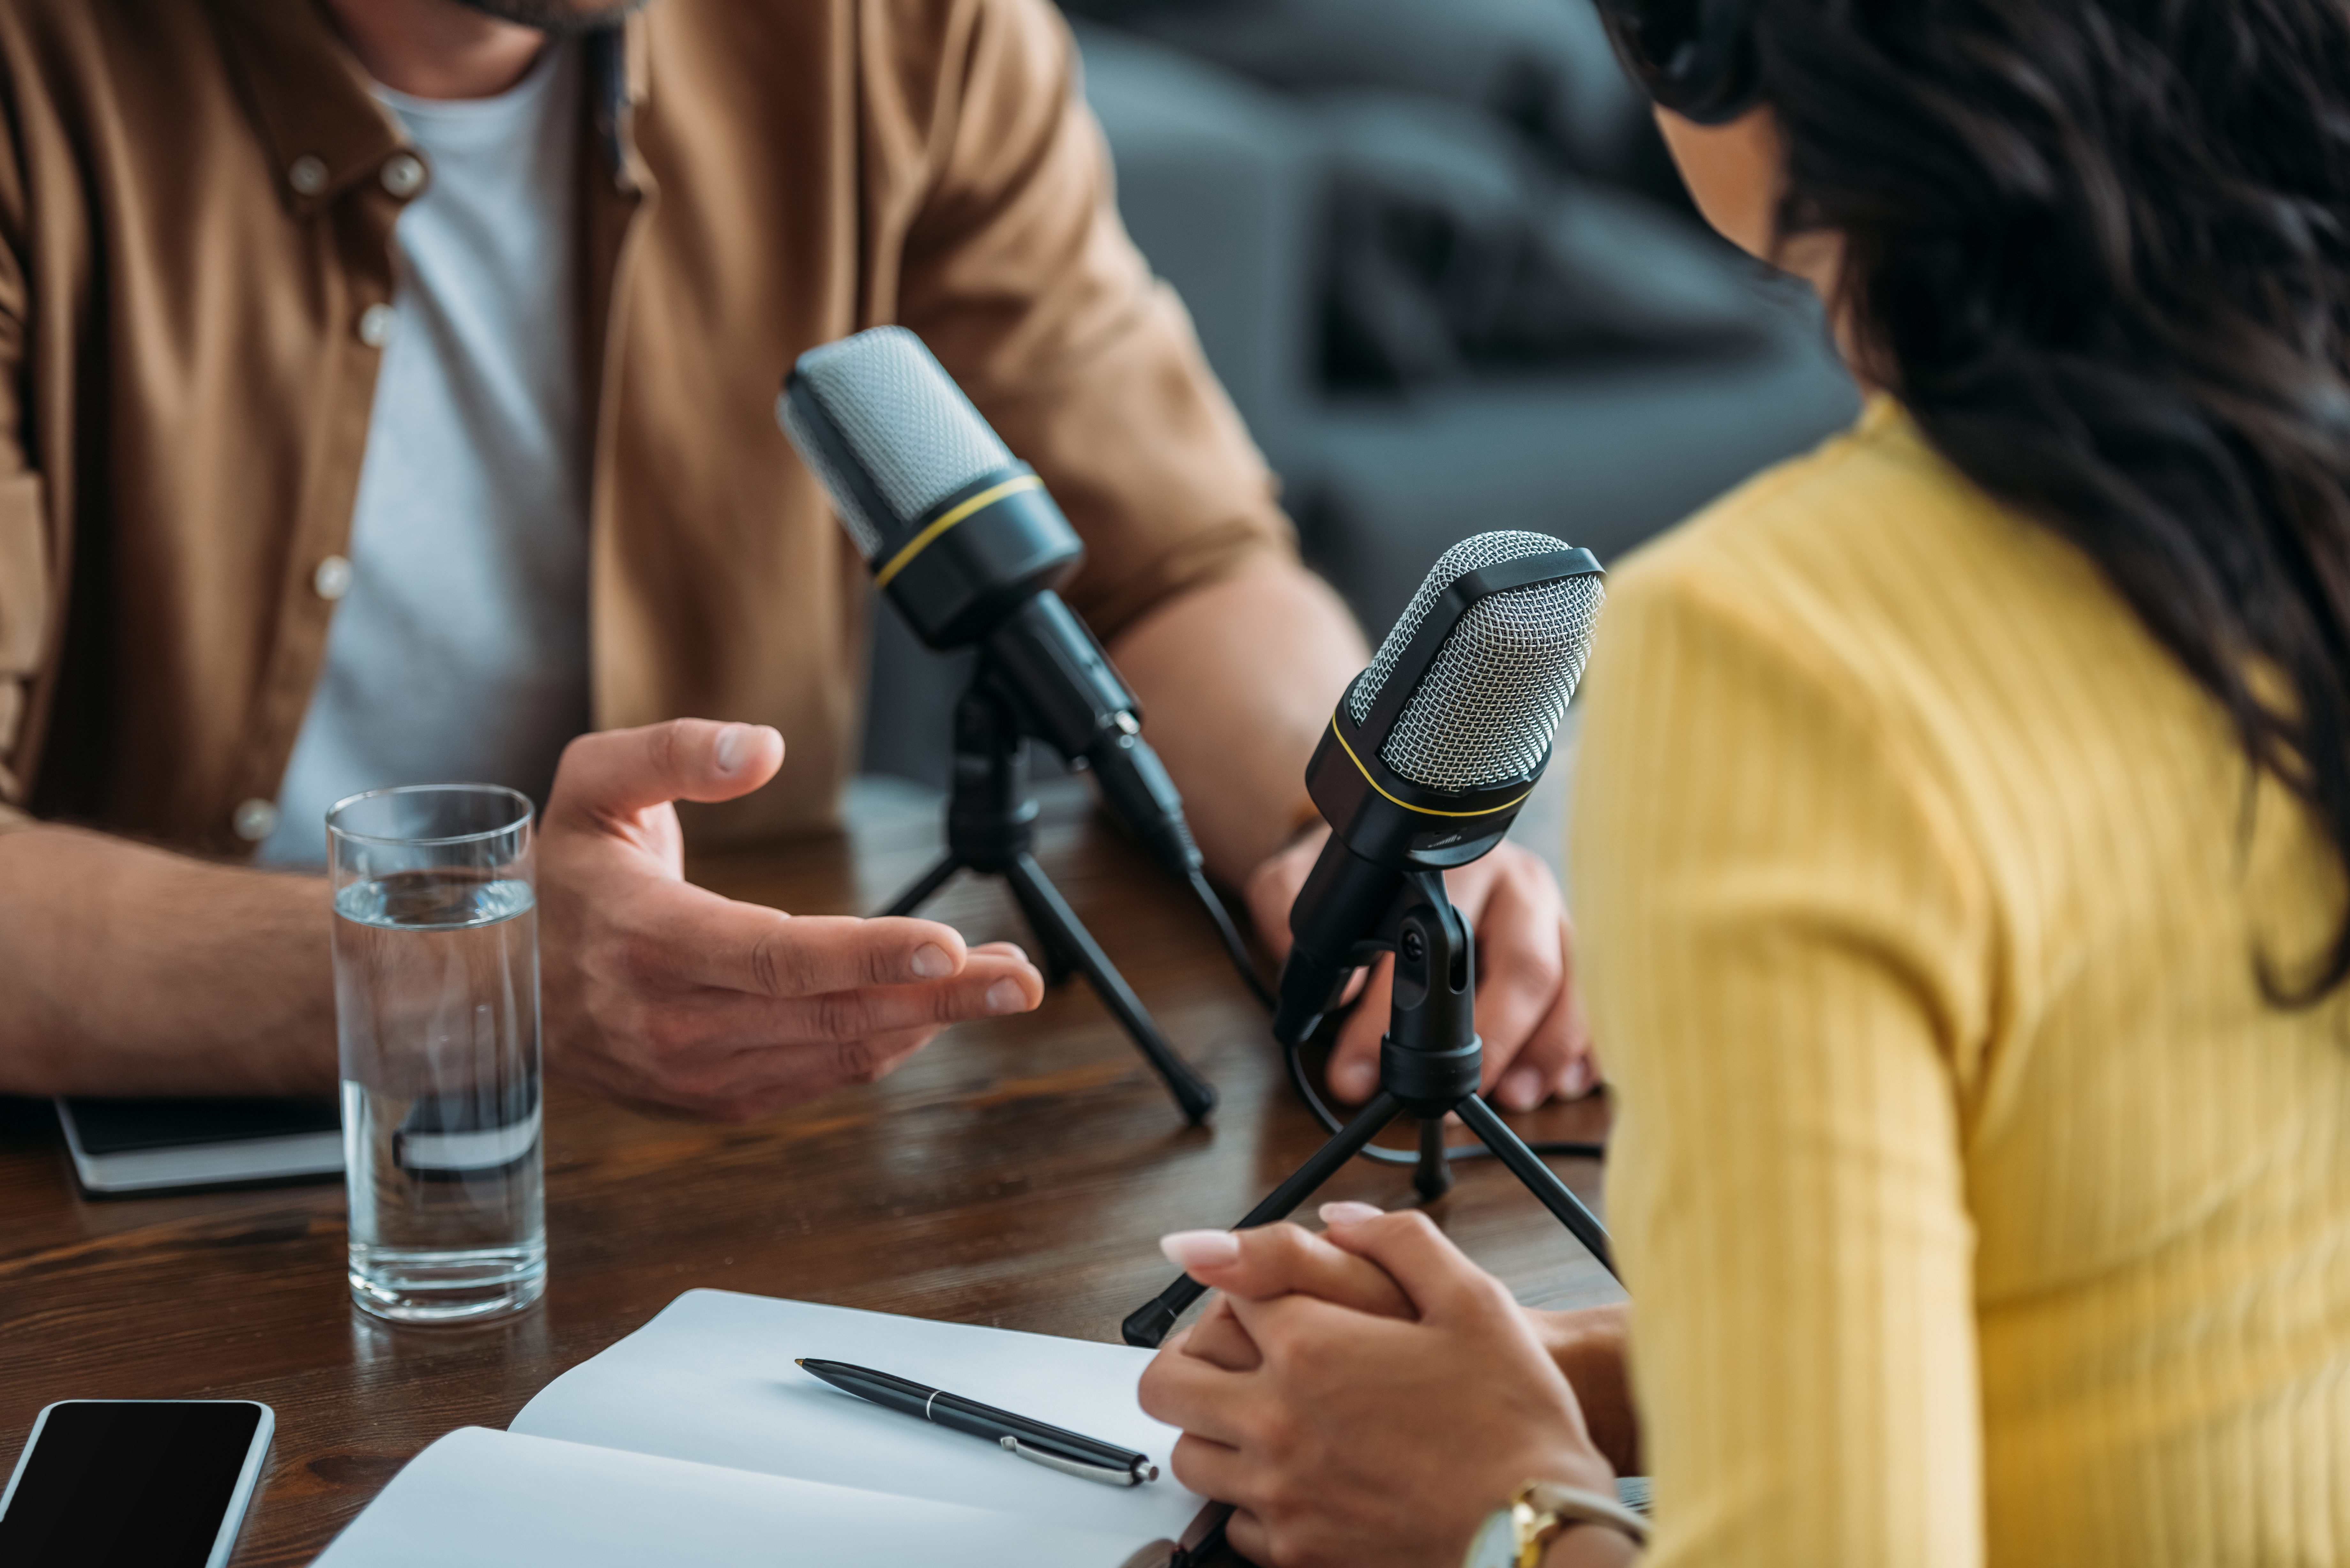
335, 869, 546, 1322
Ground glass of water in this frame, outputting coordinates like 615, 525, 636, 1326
329, 784, 545, 1324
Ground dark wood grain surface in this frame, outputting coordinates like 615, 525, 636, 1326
0, 780, 1619, 1565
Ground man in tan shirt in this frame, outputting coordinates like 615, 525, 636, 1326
0, 0, 1592, 1120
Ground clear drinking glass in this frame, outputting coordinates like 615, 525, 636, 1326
328, 785, 546, 1324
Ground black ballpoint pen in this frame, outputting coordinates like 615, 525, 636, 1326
796, 1358, 1161, 1487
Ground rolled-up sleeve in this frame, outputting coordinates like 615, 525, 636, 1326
889, 0, 1294, 641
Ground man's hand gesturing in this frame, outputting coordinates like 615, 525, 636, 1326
539, 719, 1043, 1121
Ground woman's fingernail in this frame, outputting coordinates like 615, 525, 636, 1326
985, 978, 1028, 1014
1330, 1059, 1376, 1100
910, 943, 952, 979
1318, 1201, 1383, 1226
1562, 1056, 1595, 1097
1500, 1065, 1544, 1111
1160, 1230, 1241, 1269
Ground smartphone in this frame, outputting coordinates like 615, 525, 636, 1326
0, 1400, 273, 1567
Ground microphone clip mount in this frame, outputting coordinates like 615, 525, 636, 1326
1119, 872, 1612, 1348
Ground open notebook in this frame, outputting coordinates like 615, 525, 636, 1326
316, 1289, 1225, 1568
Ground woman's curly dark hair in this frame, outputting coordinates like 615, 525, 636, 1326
1751, 0, 2350, 998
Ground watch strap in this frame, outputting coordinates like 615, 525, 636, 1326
1519, 1481, 1651, 1548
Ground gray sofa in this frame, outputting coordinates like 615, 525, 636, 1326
860, 19, 1859, 788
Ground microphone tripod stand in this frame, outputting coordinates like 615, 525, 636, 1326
1121, 870, 1614, 1347
882, 664, 1218, 1126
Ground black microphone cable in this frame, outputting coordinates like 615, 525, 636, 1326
1187, 863, 1278, 1013
1280, 1029, 1607, 1168
1198, 862, 1607, 1167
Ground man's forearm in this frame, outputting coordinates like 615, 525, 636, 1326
1110, 560, 1368, 883
0, 825, 337, 1097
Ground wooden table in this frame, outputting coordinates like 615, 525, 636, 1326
0, 780, 1620, 1564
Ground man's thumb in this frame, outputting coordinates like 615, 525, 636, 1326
551, 720, 785, 821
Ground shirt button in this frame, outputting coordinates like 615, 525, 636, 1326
288, 155, 329, 196
357, 303, 396, 348
232, 798, 280, 843
380, 152, 427, 198
313, 554, 354, 601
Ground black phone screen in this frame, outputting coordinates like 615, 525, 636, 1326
0, 1401, 266, 1565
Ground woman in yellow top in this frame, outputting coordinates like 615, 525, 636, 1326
1138, 0, 2350, 1564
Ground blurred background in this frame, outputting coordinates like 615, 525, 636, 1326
863, 0, 1861, 871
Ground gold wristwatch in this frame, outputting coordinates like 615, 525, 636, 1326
1461, 1480, 1650, 1567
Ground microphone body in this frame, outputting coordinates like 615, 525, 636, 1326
1274, 532, 1606, 1044
778, 328, 1201, 879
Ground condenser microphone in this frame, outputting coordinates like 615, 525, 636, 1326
778, 327, 1199, 880
1273, 531, 1604, 1044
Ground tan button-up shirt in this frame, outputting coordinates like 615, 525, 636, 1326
0, 0, 1290, 854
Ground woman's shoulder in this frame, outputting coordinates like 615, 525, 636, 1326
1612, 396, 2055, 635
1599, 395, 2136, 724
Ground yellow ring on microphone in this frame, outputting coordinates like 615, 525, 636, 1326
1329, 719, 1533, 818
873, 474, 1045, 590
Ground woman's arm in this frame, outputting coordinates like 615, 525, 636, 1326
1139, 1210, 1619, 1568
1530, 1305, 1639, 1479
1164, 1215, 1642, 1477
1571, 549, 1989, 1567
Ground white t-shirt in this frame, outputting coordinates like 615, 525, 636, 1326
258, 42, 589, 866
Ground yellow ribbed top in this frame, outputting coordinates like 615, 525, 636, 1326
1569, 397, 2350, 1566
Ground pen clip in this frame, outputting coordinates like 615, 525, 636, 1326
1000, 1435, 1157, 1488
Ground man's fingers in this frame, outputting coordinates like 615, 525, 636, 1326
1466, 864, 1567, 1097
790, 956, 1042, 1036
647, 952, 1043, 1056
1489, 935, 1598, 1110
653, 893, 973, 992
761, 916, 973, 999
1160, 1221, 1415, 1320
1325, 954, 1393, 1103
1314, 1209, 1492, 1322
550, 719, 785, 823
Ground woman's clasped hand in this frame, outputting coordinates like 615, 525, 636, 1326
1137, 1206, 1626, 1568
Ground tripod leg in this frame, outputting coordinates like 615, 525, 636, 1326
1003, 870, 1079, 988
1121, 1092, 1402, 1347
1004, 852, 1217, 1127
1414, 1115, 1454, 1202
1453, 1094, 1617, 1280
880, 855, 964, 919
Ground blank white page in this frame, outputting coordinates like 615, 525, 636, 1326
314, 1427, 1163, 1568
510, 1289, 1210, 1542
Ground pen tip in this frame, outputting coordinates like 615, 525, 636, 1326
793, 1358, 805, 1368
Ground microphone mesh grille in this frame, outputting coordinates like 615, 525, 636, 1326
788, 327, 1016, 559
1349, 531, 1604, 792
778, 394, 884, 559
